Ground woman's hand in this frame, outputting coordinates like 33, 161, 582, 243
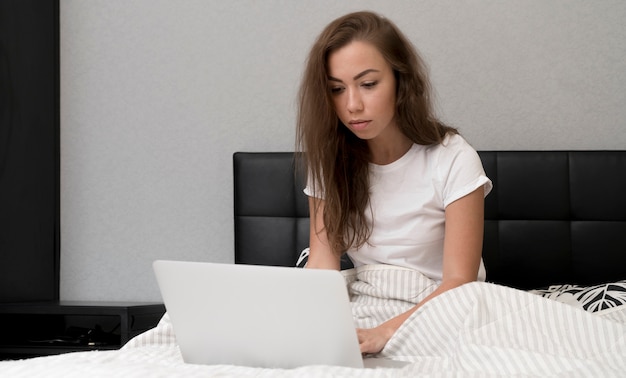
355, 298, 418, 355
356, 324, 396, 355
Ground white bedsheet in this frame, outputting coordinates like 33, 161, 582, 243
2, 265, 625, 377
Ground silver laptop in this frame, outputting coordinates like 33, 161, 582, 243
153, 260, 366, 369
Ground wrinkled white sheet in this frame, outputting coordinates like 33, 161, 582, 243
2, 265, 625, 377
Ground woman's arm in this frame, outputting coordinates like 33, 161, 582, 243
357, 187, 485, 354
305, 196, 341, 270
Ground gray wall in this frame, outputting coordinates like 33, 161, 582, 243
60, 1, 626, 302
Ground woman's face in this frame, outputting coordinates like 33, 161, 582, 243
327, 40, 398, 142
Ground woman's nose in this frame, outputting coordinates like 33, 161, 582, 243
346, 89, 363, 113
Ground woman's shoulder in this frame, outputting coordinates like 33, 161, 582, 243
423, 133, 482, 171
422, 133, 475, 157
441, 132, 472, 150
396, 134, 480, 174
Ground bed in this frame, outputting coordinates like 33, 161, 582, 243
1, 150, 625, 377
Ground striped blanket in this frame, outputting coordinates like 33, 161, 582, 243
2, 265, 625, 377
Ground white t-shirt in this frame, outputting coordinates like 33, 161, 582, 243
304, 134, 492, 282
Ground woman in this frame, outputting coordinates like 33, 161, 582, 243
296, 11, 492, 355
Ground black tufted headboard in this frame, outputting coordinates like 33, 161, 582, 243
234, 151, 626, 290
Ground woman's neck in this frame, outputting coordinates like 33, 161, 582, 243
367, 135, 413, 165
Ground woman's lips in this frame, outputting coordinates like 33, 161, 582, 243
349, 120, 370, 130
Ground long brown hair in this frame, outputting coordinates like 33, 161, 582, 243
296, 11, 457, 255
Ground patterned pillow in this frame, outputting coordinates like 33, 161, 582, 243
296, 248, 310, 268
530, 280, 626, 313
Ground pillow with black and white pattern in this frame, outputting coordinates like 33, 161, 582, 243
296, 248, 310, 268
295, 248, 354, 270
530, 280, 626, 313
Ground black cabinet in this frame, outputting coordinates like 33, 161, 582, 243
0, 1, 60, 302
0, 302, 166, 359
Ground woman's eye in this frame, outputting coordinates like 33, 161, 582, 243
362, 81, 378, 89
330, 87, 344, 94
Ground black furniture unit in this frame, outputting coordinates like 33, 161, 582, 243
233, 151, 626, 290
0, 0, 60, 302
0, 302, 166, 359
